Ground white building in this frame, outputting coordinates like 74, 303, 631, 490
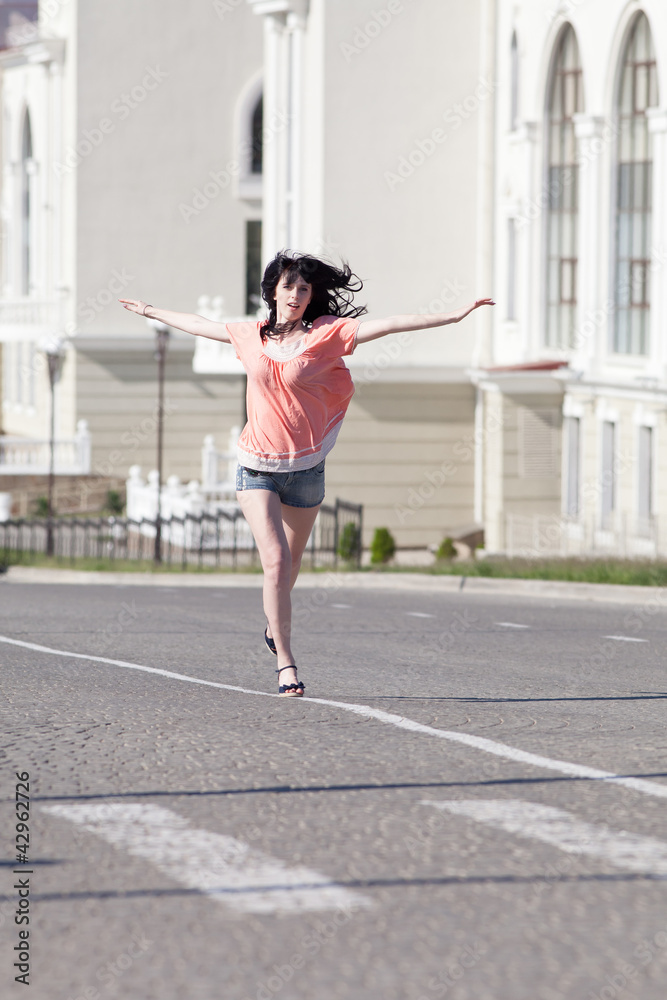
1, 0, 666, 557
484, 0, 667, 558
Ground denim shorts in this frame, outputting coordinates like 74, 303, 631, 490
235, 459, 326, 508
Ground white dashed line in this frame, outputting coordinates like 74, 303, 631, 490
3, 634, 667, 801
405, 612, 435, 618
495, 622, 530, 629
604, 636, 648, 643
42, 803, 371, 915
331, 603, 352, 609
421, 799, 667, 875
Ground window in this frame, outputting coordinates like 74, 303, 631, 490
236, 81, 263, 200
251, 96, 263, 174
601, 421, 616, 526
518, 408, 560, 478
21, 110, 32, 296
613, 14, 658, 354
565, 415, 580, 517
545, 25, 582, 348
245, 220, 262, 315
0, 4, 38, 50
637, 425, 653, 532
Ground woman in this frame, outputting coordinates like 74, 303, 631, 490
120, 251, 493, 697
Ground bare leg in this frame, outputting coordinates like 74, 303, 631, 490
265, 501, 321, 639
282, 501, 321, 584
236, 490, 319, 688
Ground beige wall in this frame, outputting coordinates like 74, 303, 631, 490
75, 0, 263, 335
76, 345, 245, 484
482, 390, 563, 553
327, 381, 476, 548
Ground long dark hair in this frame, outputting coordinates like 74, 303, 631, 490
259, 250, 367, 341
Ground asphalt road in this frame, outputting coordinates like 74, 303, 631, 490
1, 580, 666, 1000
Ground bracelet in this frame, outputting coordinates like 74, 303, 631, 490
142, 303, 153, 317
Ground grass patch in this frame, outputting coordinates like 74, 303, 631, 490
362, 557, 667, 587
4, 550, 667, 586
0, 552, 264, 574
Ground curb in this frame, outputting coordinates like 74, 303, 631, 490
2, 565, 666, 605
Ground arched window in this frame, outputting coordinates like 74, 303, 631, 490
613, 13, 658, 354
251, 95, 263, 174
545, 25, 582, 348
510, 32, 519, 130
20, 110, 32, 295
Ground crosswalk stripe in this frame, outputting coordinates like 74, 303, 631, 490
421, 799, 667, 875
42, 803, 371, 915
604, 635, 648, 643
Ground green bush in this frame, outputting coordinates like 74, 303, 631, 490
435, 536, 457, 561
338, 521, 361, 562
370, 527, 396, 565
105, 490, 124, 515
33, 496, 50, 517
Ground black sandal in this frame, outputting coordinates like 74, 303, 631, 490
276, 665, 305, 698
264, 626, 277, 656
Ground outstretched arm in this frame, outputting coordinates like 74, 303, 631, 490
118, 298, 232, 343
355, 298, 494, 345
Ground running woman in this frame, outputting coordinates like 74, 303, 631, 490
120, 251, 493, 697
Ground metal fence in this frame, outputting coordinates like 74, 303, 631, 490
0, 499, 363, 570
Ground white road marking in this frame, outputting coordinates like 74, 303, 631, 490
331, 603, 352, 609
3, 634, 667, 801
405, 612, 434, 618
495, 622, 530, 629
421, 799, 667, 875
604, 635, 648, 643
42, 803, 370, 915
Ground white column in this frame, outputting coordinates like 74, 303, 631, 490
572, 115, 608, 375
286, 10, 306, 249
647, 108, 667, 379
247, 0, 310, 261
261, 12, 288, 261
473, 384, 484, 525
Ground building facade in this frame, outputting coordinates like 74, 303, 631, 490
484, 0, 667, 558
1, 0, 666, 557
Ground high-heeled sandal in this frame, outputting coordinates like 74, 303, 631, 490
264, 626, 277, 656
276, 665, 305, 698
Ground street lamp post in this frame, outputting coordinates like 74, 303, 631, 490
149, 320, 170, 563
43, 338, 66, 557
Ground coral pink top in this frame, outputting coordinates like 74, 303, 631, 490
225, 315, 360, 472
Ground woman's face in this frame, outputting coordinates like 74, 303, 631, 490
273, 270, 313, 324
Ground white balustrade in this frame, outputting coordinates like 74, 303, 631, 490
125, 456, 253, 550
0, 419, 92, 475
201, 426, 240, 495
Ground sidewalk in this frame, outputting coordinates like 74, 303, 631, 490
3, 564, 667, 606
